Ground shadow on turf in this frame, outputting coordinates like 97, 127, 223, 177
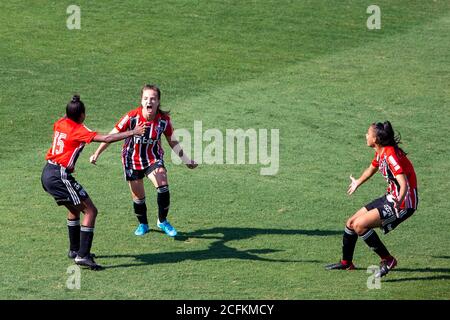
383, 267, 450, 283
99, 227, 341, 269
432, 255, 450, 260
384, 275, 450, 283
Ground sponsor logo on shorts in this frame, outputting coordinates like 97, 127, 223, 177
382, 204, 394, 218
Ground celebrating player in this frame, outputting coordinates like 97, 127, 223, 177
326, 121, 418, 277
89, 84, 197, 237
41, 95, 146, 270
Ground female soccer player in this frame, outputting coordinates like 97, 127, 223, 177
41, 95, 146, 270
89, 84, 197, 237
326, 121, 418, 277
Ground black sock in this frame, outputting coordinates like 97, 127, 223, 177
157, 185, 170, 223
342, 226, 358, 263
78, 226, 94, 258
133, 198, 148, 225
67, 219, 80, 251
361, 229, 390, 259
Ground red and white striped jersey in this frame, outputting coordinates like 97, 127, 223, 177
46, 117, 98, 172
372, 146, 418, 210
115, 107, 174, 170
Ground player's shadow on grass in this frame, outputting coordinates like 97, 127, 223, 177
384, 267, 450, 283
101, 227, 341, 269
432, 255, 450, 259
384, 275, 450, 283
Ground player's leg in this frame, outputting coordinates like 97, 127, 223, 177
65, 205, 81, 258
148, 166, 169, 222
325, 207, 367, 270
342, 207, 369, 265
353, 208, 397, 277
66, 197, 103, 270
41, 162, 97, 264
128, 178, 149, 235
147, 166, 176, 237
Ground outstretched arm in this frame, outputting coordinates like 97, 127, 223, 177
347, 164, 378, 195
166, 135, 197, 169
90, 124, 145, 164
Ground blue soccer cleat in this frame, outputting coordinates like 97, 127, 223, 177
157, 220, 177, 237
134, 223, 150, 236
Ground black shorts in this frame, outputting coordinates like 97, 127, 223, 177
123, 160, 166, 181
41, 161, 89, 206
365, 195, 415, 234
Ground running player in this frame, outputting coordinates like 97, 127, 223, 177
89, 84, 197, 237
326, 121, 418, 277
41, 95, 146, 270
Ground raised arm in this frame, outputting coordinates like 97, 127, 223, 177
347, 164, 378, 195
90, 124, 145, 164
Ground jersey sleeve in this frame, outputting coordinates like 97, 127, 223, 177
115, 113, 131, 132
386, 149, 404, 175
163, 116, 174, 137
72, 124, 98, 144
371, 152, 379, 168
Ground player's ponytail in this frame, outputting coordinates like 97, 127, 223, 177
372, 121, 406, 155
66, 94, 85, 123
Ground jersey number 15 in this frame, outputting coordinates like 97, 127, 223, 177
52, 131, 67, 155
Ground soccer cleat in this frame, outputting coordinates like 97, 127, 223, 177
157, 220, 177, 237
74, 254, 103, 271
325, 260, 356, 270
375, 256, 397, 278
68, 250, 78, 259
134, 223, 150, 236
68, 250, 95, 259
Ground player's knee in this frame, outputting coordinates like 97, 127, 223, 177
346, 218, 353, 230
155, 167, 166, 175
353, 221, 366, 236
86, 205, 98, 217
92, 205, 98, 216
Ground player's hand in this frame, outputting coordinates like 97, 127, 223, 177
392, 197, 401, 218
133, 123, 147, 136
394, 201, 401, 218
186, 160, 198, 169
89, 154, 98, 165
347, 175, 359, 195
386, 194, 400, 218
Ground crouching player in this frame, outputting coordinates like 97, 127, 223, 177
326, 121, 418, 278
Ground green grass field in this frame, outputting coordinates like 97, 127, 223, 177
0, 0, 449, 299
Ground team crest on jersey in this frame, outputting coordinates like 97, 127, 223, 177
156, 120, 166, 139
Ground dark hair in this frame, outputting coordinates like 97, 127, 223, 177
371, 121, 406, 155
66, 94, 85, 123
141, 84, 170, 116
